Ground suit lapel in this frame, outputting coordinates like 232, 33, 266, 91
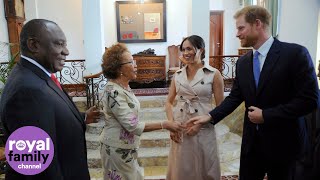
256, 39, 281, 95
47, 79, 84, 125
243, 52, 256, 94
20, 58, 84, 126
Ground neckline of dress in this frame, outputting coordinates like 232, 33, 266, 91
112, 80, 132, 93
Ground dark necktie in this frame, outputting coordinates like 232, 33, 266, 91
253, 51, 260, 87
51, 74, 62, 90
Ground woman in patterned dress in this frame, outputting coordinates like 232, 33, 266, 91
166, 35, 224, 180
100, 43, 184, 180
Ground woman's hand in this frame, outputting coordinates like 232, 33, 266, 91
163, 121, 185, 133
170, 131, 183, 143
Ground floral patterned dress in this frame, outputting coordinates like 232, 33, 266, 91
100, 81, 145, 180
166, 65, 221, 180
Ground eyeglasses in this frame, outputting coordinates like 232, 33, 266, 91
120, 60, 136, 66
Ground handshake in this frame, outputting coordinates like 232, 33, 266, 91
165, 114, 212, 143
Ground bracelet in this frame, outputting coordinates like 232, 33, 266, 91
160, 121, 164, 129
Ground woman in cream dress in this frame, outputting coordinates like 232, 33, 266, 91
100, 43, 184, 180
166, 35, 224, 180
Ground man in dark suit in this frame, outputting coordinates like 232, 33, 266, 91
0, 19, 99, 179
188, 5, 319, 180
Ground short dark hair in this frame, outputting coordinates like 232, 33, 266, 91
101, 43, 129, 79
179, 35, 205, 60
234, 5, 271, 29
20, 19, 57, 54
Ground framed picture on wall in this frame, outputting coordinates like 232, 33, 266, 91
115, 0, 167, 43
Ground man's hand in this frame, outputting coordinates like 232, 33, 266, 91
248, 106, 264, 124
85, 106, 101, 124
186, 114, 212, 127
186, 123, 201, 136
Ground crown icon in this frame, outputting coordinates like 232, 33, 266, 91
16, 142, 26, 148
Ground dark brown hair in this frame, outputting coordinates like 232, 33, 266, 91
180, 35, 205, 60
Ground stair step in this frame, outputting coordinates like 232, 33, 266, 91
89, 168, 103, 180
137, 147, 169, 167
87, 147, 170, 168
86, 133, 100, 150
88, 167, 167, 180
139, 107, 166, 122
140, 131, 170, 148
219, 141, 241, 163
137, 96, 167, 108
86, 120, 104, 135
86, 131, 170, 150
87, 149, 102, 168
144, 166, 167, 177
220, 158, 240, 176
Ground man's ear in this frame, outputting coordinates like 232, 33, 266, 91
255, 19, 263, 29
27, 38, 40, 53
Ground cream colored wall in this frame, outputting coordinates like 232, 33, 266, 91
279, 0, 320, 66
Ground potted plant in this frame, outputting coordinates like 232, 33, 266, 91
0, 42, 19, 94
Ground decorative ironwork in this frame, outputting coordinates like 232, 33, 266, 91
84, 72, 108, 109
58, 60, 85, 84
209, 55, 241, 92
0, 62, 9, 83
56, 60, 87, 97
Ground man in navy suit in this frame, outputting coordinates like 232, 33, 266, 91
0, 19, 99, 179
188, 5, 318, 180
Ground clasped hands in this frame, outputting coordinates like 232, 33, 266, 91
169, 106, 264, 143
168, 120, 204, 143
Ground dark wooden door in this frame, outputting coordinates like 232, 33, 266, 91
209, 11, 224, 56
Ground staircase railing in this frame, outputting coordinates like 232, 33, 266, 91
56, 59, 87, 98
84, 72, 108, 109
209, 55, 241, 92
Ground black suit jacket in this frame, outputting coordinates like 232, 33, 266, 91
209, 39, 319, 160
0, 58, 90, 180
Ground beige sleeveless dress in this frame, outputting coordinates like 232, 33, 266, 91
166, 65, 221, 180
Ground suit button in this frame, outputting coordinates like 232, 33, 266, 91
201, 81, 204, 84
180, 96, 183, 99
195, 109, 198, 113
180, 109, 183, 112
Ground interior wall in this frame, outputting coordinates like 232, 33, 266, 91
25, 0, 85, 60
278, 0, 320, 65
102, 0, 188, 56
0, 1, 8, 44
210, 0, 241, 55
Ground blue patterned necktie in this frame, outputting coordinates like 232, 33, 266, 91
253, 51, 260, 87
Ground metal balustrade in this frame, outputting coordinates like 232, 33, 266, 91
84, 72, 108, 109
209, 55, 241, 92
56, 60, 87, 98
